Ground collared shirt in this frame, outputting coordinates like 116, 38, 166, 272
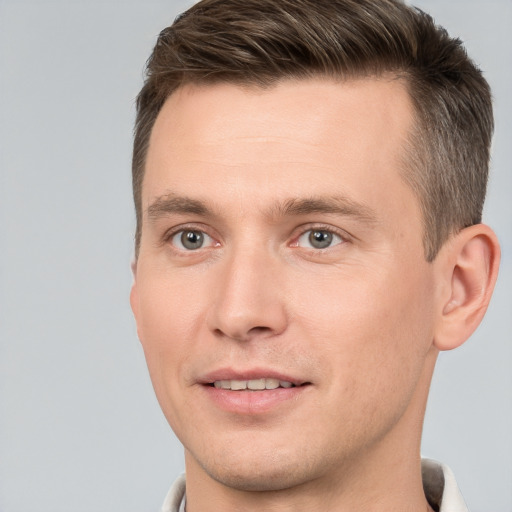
161, 459, 468, 512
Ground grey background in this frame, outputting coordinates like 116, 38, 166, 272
0, 0, 510, 511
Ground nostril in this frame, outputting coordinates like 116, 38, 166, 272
213, 325, 275, 342
248, 326, 273, 335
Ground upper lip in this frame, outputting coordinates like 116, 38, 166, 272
199, 368, 308, 386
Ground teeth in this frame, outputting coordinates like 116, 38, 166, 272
231, 380, 247, 390
265, 378, 280, 390
248, 378, 265, 390
213, 378, 295, 390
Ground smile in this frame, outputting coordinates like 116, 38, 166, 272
212, 378, 296, 390
204, 377, 310, 415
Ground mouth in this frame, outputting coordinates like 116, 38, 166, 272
210, 378, 303, 391
201, 372, 311, 414
199, 368, 311, 414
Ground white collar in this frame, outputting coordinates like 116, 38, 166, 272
422, 458, 468, 512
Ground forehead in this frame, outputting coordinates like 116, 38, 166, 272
144, 77, 418, 223
149, 76, 413, 152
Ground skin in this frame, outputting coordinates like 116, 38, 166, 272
130, 78, 499, 511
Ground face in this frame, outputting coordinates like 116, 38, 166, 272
131, 78, 439, 492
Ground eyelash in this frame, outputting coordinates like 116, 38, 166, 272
164, 224, 219, 252
163, 224, 350, 253
291, 224, 349, 250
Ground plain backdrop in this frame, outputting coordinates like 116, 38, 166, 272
0, 1, 510, 511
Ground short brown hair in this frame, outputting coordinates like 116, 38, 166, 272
133, 0, 493, 261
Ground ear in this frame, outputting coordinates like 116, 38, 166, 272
433, 224, 500, 351
130, 258, 140, 324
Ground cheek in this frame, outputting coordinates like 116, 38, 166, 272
292, 261, 435, 399
134, 270, 208, 414
137, 268, 206, 345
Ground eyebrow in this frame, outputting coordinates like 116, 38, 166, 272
147, 194, 211, 220
270, 196, 378, 224
146, 193, 378, 225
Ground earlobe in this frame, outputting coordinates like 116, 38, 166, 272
434, 224, 500, 351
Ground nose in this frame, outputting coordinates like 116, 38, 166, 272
206, 244, 288, 342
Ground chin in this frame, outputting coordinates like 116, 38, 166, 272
206, 462, 314, 492
192, 442, 325, 493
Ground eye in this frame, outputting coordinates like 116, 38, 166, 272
171, 229, 213, 250
297, 229, 343, 249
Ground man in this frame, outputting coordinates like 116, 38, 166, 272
129, 0, 500, 510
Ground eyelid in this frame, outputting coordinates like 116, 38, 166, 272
163, 223, 220, 250
290, 224, 352, 248
172, 230, 213, 251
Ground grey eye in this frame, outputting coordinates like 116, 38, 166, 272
297, 229, 342, 249
309, 230, 333, 248
182, 231, 203, 249
172, 230, 211, 250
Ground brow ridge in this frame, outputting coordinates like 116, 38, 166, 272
147, 194, 210, 220
270, 196, 378, 224
146, 193, 378, 225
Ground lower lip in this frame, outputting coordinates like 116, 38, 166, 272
202, 385, 309, 415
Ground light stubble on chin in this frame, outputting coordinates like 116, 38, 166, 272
197, 453, 323, 493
